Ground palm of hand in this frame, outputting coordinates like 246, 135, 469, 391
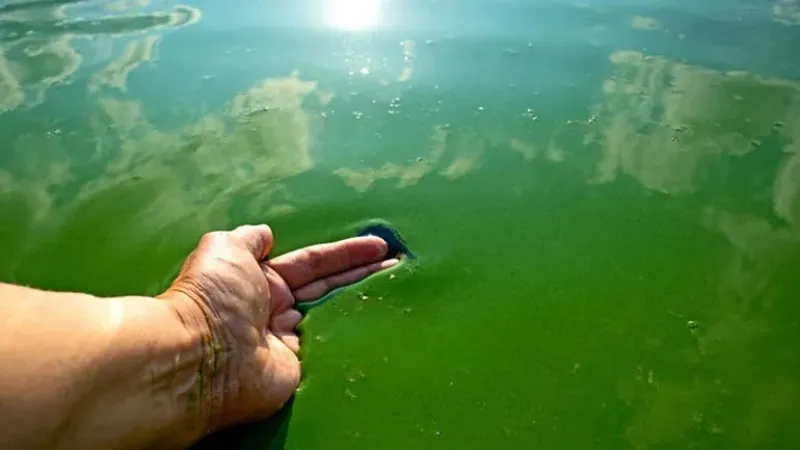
163, 225, 396, 432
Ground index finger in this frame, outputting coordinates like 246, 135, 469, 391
268, 236, 389, 289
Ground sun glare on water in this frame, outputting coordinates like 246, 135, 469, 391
329, 0, 381, 31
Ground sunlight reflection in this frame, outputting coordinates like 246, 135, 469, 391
329, 0, 381, 31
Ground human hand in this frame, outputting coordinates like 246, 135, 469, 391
160, 225, 397, 434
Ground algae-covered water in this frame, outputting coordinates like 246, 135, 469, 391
1, 0, 800, 449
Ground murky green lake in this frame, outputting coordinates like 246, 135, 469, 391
2, 0, 800, 448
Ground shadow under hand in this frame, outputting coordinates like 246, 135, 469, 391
190, 398, 295, 450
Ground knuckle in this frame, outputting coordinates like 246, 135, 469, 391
305, 246, 326, 272
318, 277, 332, 294
200, 231, 229, 247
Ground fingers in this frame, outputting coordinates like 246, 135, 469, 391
271, 309, 303, 353
271, 309, 302, 332
229, 224, 274, 260
269, 236, 390, 289
264, 267, 296, 315
294, 258, 399, 301
275, 332, 300, 353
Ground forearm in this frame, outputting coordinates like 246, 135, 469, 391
0, 283, 210, 449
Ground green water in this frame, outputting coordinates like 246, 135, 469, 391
2, 0, 800, 448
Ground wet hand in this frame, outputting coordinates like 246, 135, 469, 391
160, 225, 397, 433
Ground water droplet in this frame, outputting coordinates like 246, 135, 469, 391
360, 67, 370, 75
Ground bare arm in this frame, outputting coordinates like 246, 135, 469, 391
0, 284, 206, 449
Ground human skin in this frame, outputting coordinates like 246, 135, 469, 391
0, 224, 398, 449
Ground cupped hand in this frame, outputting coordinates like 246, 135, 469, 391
159, 225, 397, 433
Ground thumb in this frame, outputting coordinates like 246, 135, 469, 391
230, 224, 274, 260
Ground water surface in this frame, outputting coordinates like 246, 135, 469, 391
1, 0, 799, 449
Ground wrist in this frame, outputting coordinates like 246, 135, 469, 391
146, 295, 215, 447
158, 289, 230, 435
74, 295, 215, 449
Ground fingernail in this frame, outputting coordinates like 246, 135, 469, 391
368, 237, 389, 258
379, 239, 390, 257
381, 258, 400, 269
